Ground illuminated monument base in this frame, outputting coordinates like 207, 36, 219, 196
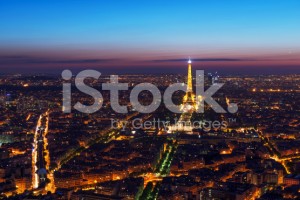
168, 116, 193, 133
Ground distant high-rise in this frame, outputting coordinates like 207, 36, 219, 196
208, 72, 219, 85
212, 72, 219, 85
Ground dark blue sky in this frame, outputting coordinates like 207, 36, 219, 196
0, 0, 299, 74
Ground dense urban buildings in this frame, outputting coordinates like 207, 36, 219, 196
0, 60, 299, 199
1, 1, 300, 199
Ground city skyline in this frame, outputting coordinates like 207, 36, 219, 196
1, 2, 300, 199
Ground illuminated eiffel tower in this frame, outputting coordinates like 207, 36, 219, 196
168, 59, 196, 134
182, 58, 196, 111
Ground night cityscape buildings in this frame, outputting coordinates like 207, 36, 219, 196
0, 1, 300, 200
0, 63, 299, 199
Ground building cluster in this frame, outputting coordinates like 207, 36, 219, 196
0, 73, 299, 199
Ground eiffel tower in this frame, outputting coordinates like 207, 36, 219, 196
167, 59, 196, 133
167, 59, 198, 133
182, 58, 196, 111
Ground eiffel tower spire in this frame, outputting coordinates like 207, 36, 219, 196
187, 58, 192, 92
183, 58, 195, 106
